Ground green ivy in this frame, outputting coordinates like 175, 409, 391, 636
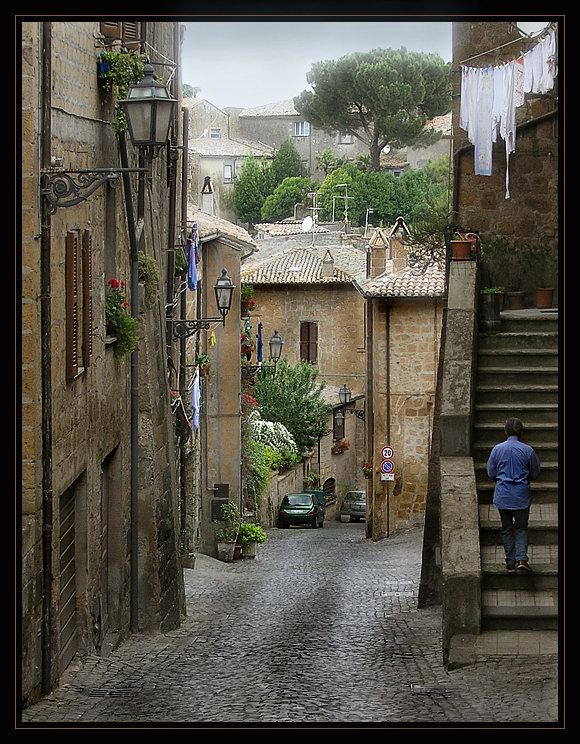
97, 50, 146, 132
137, 252, 160, 307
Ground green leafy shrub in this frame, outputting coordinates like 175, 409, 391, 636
97, 50, 146, 131
137, 252, 160, 307
213, 501, 241, 542
105, 277, 138, 356
238, 522, 266, 547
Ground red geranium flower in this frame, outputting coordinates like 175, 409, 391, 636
108, 277, 119, 289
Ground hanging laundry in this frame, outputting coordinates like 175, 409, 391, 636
257, 320, 264, 364
191, 369, 200, 430
459, 25, 557, 198
187, 222, 199, 291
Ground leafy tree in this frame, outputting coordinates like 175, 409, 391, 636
294, 47, 451, 170
261, 177, 315, 221
270, 139, 306, 188
315, 165, 364, 222
233, 154, 269, 225
315, 149, 343, 177
253, 360, 331, 452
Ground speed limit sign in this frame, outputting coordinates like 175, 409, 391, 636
381, 446, 393, 459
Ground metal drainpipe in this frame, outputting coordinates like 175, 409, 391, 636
118, 134, 141, 633
452, 108, 558, 223
40, 20, 53, 696
179, 105, 189, 557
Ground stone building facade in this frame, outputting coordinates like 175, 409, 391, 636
21, 20, 186, 705
240, 240, 367, 500
357, 228, 445, 538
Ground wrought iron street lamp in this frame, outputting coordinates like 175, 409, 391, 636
119, 63, 177, 151
269, 330, 284, 372
171, 268, 235, 339
338, 383, 365, 420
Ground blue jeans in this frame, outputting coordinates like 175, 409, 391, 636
498, 507, 530, 563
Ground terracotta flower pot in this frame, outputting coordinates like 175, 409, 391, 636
536, 287, 554, 309
506, 291, 525, 310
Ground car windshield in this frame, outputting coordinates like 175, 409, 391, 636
285, 495, 313, 506
345, 492, 365, 502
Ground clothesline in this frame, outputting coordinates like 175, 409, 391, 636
459, 22, 556, 66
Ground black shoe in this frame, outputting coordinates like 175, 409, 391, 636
506, 563, 516, 573
516, 560, 532, 572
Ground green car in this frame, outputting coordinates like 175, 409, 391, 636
277, 493, 325, 529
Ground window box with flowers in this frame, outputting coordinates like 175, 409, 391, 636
362, 462, 373, 479
241, 283, 256, 315
331, 438, 350, 455
105, 277, 138, 355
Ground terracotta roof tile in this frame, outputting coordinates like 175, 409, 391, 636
189, 136, 274, 157
241, 245, 366, 284
187, 203, 256, 247
238, 99, 298, 117
359, 261, 445, 298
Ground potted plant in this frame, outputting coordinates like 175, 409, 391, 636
97, 49, 146, 131
238, 522, 266, 559
105, 277, 138, 355
362, 462, 373, 479
449, 231, 478, 260
522, 244, 557, 309
303, 471, 320, 489
137, 252, 160, 308
241, 284, 256, 315
213, 501, 241, 562
331, 438, 350, 455
479, 287, 503, 331
196, 353, 210, 376
240, 332, 255, 360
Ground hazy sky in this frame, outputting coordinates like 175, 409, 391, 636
181, 21, 453, 109
180, 20, 549, 110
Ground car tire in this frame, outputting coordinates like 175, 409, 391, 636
319, 519, 324, 528
312, 518, 318, 529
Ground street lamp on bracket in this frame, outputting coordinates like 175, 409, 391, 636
169, 268, 235, 339
338, 383, 365, 420
41, 62, 176, 211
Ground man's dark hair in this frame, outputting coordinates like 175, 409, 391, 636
505, 418, 524, 437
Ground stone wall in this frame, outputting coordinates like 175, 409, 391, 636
368, 298, 444, 536
189, 155, 237, 223
21, 20, 185, 704
452, 23, 558, 254
250, 284, 366, 396
21, 21, 43, 704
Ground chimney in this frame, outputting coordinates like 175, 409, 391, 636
200, 176, 215, 215
322, 250, 334, 278
367, 227, 389, 278
390, 235, 407, 272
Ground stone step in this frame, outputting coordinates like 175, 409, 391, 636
475, 463, 558, 488
481, 543, 558, 569
479, 526, 558, 545
475, 384, 558, 404
473, 442, 558, 462
476, 368, 558, 386
499, 312, 559, 334
477, 348, 558, 370
474, 403, 559, 424
478, 503, 557, 528
481, 569, 558, 592
478, 332, 558, 350
481, 610, 558, 631
476, 481, 558, 504
472, 423, 559, 445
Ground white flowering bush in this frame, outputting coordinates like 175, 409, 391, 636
248, 411, 299, 454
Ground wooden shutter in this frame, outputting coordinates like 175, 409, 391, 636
59, 485, 77, 673
100, 22, 141, 50
82, 230, 93, 367
308, 322, 318, 364
66, 231, 80, 379
300, 322, 309, 362
100, 22, 122, 39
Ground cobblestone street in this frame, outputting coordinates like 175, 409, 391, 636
21, 519, 559, 726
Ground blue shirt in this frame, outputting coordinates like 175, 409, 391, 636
487, 435, 541, 509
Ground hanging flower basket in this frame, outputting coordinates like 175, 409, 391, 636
362, 462, 373, 478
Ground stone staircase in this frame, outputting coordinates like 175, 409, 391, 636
473, 310, 558, 631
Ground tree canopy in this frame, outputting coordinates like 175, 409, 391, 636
253, 360, 330, 452
269, 139, 306, 189
294, 47, 451, 170
261, 177, 315, 221
233, 154, 270, 225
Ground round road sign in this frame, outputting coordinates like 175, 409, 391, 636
381, 446, 394, 459
380, 459, 394, 474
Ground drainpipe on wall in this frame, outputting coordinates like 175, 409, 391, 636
118, 134, 142, 633
384, 301, 391, 539
40, 20, 54, 696
179, 105, 189, 562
